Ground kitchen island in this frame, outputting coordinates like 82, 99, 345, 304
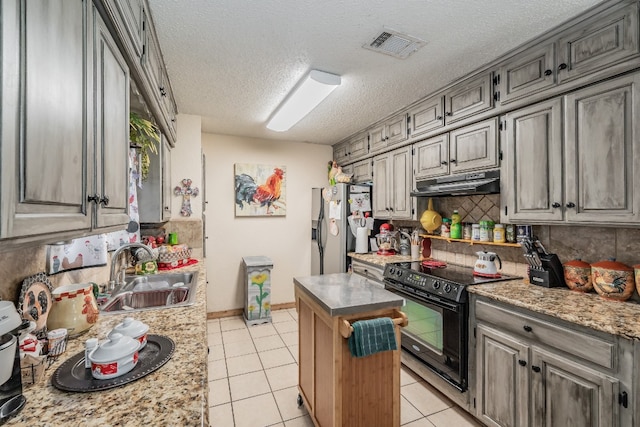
8, 261, 208, 426
294, 273, 405, 427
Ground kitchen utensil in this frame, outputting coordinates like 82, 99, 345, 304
419, 198, 442, 234
375, 223, 397, 256
591, 259, 635, 302
422, 260, 447, 268
0, 301, 27, 422
473, 251, 502, 277
17, 272, 53, 335
88, 333, 140, 380
563, 259, 593, 292
47, 283, 100, 337
108, 317, 149, 350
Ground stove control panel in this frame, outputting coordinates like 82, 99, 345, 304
384, 265, 465, 303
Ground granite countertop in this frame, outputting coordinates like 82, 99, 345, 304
350, 252, 640, 341
9, 261, 208, 426
468, 280, 640, 340
348, 252, 420, 267
294, 273, 404, 317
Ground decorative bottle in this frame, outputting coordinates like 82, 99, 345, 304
450, 210, 462, 239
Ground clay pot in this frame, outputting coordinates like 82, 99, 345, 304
591, 259, 635, 302
563, 259, 592, 292
420, 198, 442, 234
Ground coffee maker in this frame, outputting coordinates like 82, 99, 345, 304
0, 301, 27, 425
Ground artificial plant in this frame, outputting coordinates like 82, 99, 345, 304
129, 112, 160, 181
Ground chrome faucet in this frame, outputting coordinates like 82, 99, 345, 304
108, 243, 154, 291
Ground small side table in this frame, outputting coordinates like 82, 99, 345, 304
242, 256, 274, 326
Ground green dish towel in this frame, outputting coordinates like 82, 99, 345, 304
348, 317, 397, 358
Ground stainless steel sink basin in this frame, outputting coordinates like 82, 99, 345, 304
100, 272, 199, 313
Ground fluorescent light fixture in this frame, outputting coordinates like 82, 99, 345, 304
267, 70, 341, 132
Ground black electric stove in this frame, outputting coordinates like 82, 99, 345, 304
383, 261, 520, 303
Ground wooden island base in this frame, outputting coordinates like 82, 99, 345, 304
294, 274, 407, 427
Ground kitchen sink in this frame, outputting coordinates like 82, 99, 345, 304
100, 272, 199, 313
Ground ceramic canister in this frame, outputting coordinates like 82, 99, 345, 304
591, 259, 635, 302
563, 259, 593, 292
635, 264, 640, 296
47, 283, 100, 336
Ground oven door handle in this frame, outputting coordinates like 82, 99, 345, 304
385, 282, 461, 312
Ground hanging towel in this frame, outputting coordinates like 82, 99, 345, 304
348, 317, 397, 358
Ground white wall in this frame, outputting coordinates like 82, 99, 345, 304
202, 133, 332, 313
171, 114, 203, 219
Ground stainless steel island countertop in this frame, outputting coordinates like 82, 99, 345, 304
293, 273, 404, 316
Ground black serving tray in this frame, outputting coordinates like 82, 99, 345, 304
51, 334, 174, 392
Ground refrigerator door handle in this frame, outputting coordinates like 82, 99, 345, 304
317, 197, 325, 274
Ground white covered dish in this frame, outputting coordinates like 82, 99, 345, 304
88, 333, 140, 380
108, 317, 149, 349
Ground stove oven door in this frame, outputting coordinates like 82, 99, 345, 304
385, 283, 467, 391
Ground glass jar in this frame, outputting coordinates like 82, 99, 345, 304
505, 224, 516, 243
463, 223, 472, 240
471, 223, 481, 241
493, 224, 506, 243
486, 220, 495, 242
479, 221, 490, 242
441, 218, 451, 238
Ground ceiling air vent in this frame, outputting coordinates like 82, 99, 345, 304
363, 28, 426, 59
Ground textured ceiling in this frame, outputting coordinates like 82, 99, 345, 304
148, 0, 604, 145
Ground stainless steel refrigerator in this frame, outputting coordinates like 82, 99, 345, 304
311, 183, 372, 275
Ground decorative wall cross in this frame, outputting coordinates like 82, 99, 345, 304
174, 178, 199, 217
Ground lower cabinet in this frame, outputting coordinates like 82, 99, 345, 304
471, 296, 631, 427
350, 259, 384, 288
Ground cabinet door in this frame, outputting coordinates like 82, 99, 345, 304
160, 69, 178, 144
1, 0, 92, 238
351, 159, 372, 183
162, 140, 172, 221
449, 118, 498, 174
369, 124, 386, 153
143, 26, 164, 111
564, 74, 640, 223
557, 2, 639, 84
348, 133, 369, 161
502, 99, 563, 223
476, 325, 529, 427
389, 146, 413, 219
407, 95, 445, 138
500, 42, 556, 104
530, 347, 619, 427
333, 141, 350, 164
385, 113, 408, 147
445, 73, 493, 123
106, 0, 145, 59
372, 154, 390, 218
93, 8, 131, 229
413, 134, 449, 180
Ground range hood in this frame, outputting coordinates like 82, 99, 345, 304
411, 170, 500, 197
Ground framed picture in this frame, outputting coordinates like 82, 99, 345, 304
234, 163, 286, 216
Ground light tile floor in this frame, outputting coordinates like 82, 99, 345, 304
208, 310, 483, 427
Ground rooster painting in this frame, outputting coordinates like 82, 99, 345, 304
234, 164, 286, 216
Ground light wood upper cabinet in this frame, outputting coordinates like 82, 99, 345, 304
499, 42, 556, 104
445, 73, 494, 123
369, 113, 408, 153
564, 73, 640, 224
0, 0, 130, 243
347, 132, 369, 162
449, 118, 499, 174
333, 141, 350, 164
351, 159, 373, 183
413, 134, 449, 180
105, 0, 145, 59
373, 146, 413, 220
556, 2, 639, 84
407, 95, 445, 139
501, 98, 564, 223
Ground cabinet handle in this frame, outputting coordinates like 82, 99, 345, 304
544, 69, 553, 76
445, 112, 452, 117
436, 116, 443, 120
532, 366, 541, 373
450, 159, 457, 163
566, 202, 576, 208
87, 194, 100, 204
441, 161, 448, 165
518, 359, 527, 367
389, 207, 394, 212
558, 63, 567, 71
552, 202, 561, 208
100, 196, 110, 206
159, 86, 167, 97
523, 325, 532, 332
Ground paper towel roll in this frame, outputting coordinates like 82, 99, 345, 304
355, 227, 368, 253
